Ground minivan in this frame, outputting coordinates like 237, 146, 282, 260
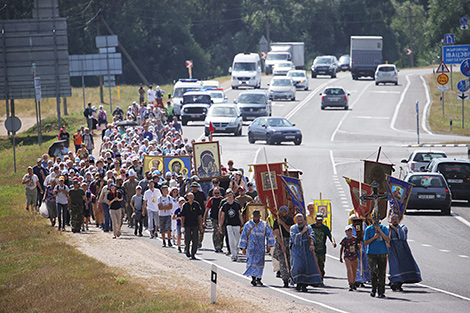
172, 79, 203, 118
229, 53, 262, 89
425, 158, 470, 202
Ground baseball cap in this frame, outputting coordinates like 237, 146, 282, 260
191, 182, 200, 187
345, 225, 353, 232
315, 213, 324, 220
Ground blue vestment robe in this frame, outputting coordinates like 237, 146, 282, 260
290, 224, 323, 285
239, 220, 275, 278
388, 224, 422, 284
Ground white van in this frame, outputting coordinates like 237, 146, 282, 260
230, 53, 262, 89
172, 79, 203, 118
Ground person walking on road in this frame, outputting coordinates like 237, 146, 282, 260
273, 206, 295, 288
388, 214, 422, 292
290, 213, 323, 292
203, 187, 224, 253
239, 209, 275, 287
158, 185, 173, 247
340, 225, 361, 291
364, 219, 390, 298
181, 192, 203, 259
23, 166, 43, 213
54, 176, 69, 231
219, 189, 244, 262
310, 212, 337, 279
143, 180, 161, 239
130, 185, 145, 237
107, 183, 124, 239
69, 180, 85, 233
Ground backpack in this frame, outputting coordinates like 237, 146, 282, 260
99, 110, 107, 121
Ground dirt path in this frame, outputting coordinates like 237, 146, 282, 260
66, 226, 318, 313
0, 116, 37, 136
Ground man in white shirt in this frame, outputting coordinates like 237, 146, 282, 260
143, 180, 161, 238
22, 166, 43, 213
147, 86, 156, 104
158, 185, 173, 247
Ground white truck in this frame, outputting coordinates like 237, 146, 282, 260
265, 42, 305, 74
350, 36, 383, 80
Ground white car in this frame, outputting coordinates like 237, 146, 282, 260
375, 64, 398, 85
272, 61, 295, 76
208, 89, 227, 104
287, 70, 309, 90
204, 104, 242, 136
202, 80, 220, 89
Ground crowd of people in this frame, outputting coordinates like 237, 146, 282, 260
21, 88, 421, 295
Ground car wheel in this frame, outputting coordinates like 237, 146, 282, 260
331, 73, 336, 78
294, 138, 302, 145
182, 118, 188, 126
291, 97, 295, 101
441, 205, 451, 215
321, 106, 325, 110
235, 126, 242, 136
375, 82, 379, 86
232, 86, 237, 90
394, 81, 398, 85
312, 74, 316, 78
344, 106, 349, 110
266, 134, 274, 145
248, 132, 255, 144
304, 86, 308, 91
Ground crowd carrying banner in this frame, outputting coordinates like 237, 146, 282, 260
344, 177, 373, 218
252, 162, 286, 215
386, 175, 413, 222
313, 199, 332, 230
280, 175, 306, 215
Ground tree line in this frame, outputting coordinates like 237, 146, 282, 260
2, 0, 470, 85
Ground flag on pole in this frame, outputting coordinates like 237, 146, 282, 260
344, 177, 373, 218
279, 175, 305, 215
209, 122, 215, 133
313, 199, 332, 230
386, 175, 413, 222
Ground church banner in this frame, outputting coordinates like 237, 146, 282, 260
280, 175, 306, 215
252, 162, 286, 215
313, 200, 332, 230
344, 177, 373, 218
386, 175, 413, 222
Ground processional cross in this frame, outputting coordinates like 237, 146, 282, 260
359, 181, 388, 222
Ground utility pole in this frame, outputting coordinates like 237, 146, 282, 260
408, 4, 414, 68
96, 11, 104, 104
264, 1, 271, 51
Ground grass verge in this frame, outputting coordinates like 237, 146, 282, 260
427, 71, 470, 138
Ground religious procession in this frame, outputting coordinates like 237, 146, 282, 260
24, 89, 421, 297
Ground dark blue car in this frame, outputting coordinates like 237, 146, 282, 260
248, 116, 302, 145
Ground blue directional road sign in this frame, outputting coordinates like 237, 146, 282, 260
457, 80, 469, 93
461, 58, 470, 77
461, 17, 468, 26
443, 45, 470, 64
445, 33, 455, 44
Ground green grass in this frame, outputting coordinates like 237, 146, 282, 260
427, 72, 470, 138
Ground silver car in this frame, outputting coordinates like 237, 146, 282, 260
234, 90, 272, 121
401, 150, 447, 173
287, 70, 309, 90
204, 104, 242, 136
268, 77, 296, 101
375, 64, 398, 85
320, 86, 349, 110
272, 61, 295, 76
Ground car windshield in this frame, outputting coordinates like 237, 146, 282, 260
267, 53, 288, 60
233, 62, 256, 71
339, 56, 350, 63
272, 79, 292, 86
208, 107, 236, 117
174, 87, 198, 98
209, 92, 223, 99
378, 66, 396, 72
413, 152, 446, 162
267, 118, 292, 127
238, 94, 266, 104
324, 88, 345, 95
289, 72, 305, 77
315, 57, 332, 64
437, 162, 470, 175
278, 63, 291, 68
408, 175, 445, 187
183, 94, 211, 104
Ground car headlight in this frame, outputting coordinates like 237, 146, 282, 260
229, 120, 237, 126
291, 88, 294, 92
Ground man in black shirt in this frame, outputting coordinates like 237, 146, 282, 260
219, 189, 244, 261
273, 206, 295, 287
203, 187, 224, 253
190, 182, 207, 248
181, 192, 203, 259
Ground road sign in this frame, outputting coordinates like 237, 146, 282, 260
457, 80, 470, 92
437, 74, 449, 85
457, 93, 470, 101
444, 33, 455, 44
261, 52, 267, 59
438, 85, 449, 92
461, 58, 470, 77
186, 60, 193, 68
461, 17, 468, 25
4, 116, 22, 133
443, 45, 470, 64
461, 25, 469, 30
436, 61, 450, 73
406, 48, 412, 55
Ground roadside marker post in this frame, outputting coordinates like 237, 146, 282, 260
416, 101, 420, 145
211, 264, 217, 304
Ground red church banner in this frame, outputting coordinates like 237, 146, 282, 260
252, 162, 286, 215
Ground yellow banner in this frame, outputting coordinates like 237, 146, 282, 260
313, 200, 332, 230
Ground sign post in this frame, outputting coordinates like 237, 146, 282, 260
210, 264, 217, 304
436, 62, 450, 115
459, 59, 470, 128
4, 116, 22, 173
186, 60, 193, 79
416, 101, 419, 145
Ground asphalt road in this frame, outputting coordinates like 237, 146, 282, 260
150, 70, 470, 313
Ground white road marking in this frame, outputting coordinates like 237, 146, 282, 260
452, 213, 470, 229
330, 150, 337, 175
330, 81, 373, 141
420, 75, 434, 135
439, 249, 450, 253
353, 116, 390, 119
408, 239, 415, 242
458, 255, 469, 258
390, 74, 412, 132
197, 257, 350, 313
369, 90, 401, 94
416, 283, 470, 302
421, 244, 432, 247
285, 80, 333, 120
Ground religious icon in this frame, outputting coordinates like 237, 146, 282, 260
391, 185, 404, 201
193, 141, 221, 180
164, 156, 191, 178
261, 171, 277, 190
143, 155, 164, 174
